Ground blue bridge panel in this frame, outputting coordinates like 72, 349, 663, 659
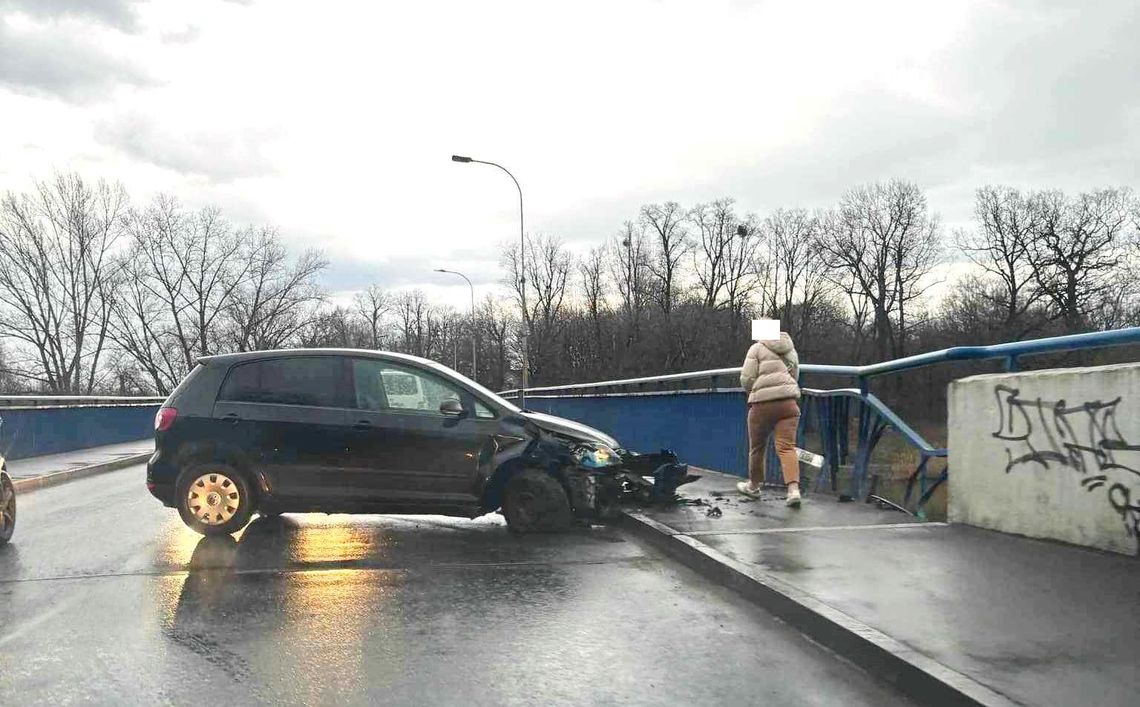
523, 393, 748, 476
0, 405, 159, 460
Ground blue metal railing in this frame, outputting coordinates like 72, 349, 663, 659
0, 396, 162, 460
503, 327, 1140, 517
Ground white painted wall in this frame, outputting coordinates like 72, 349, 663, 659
948, 363, 1140, 555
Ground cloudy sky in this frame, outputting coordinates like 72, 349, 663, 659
2, 0, 1137, 308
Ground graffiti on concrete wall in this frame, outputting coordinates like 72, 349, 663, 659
991, 385, 1140, 540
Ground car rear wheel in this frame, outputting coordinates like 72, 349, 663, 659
0, 473, 15, 545
176, 464, 255, 536
502, 471, 572, 533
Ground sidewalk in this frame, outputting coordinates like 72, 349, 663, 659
625, 470, 1139, 707
5, 440, 153, 491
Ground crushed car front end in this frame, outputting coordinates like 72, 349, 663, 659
484, 413, 697, 528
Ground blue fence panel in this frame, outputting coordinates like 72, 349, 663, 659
523, 392, 750, 476
0, 405, 159, 460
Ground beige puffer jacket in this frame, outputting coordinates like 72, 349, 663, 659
740, 332, 800, 403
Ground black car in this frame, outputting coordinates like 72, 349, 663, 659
147, 349, 689, 536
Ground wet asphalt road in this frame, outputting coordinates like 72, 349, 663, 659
0, 465, 913, 706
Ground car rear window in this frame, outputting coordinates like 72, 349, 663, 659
218, 357, 345, 408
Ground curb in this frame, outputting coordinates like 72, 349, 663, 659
11, 452, 152, 493
620, 511, 1019, 707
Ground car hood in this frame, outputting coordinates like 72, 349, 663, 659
521, 411, 619, 448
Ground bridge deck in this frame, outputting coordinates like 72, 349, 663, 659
641, 470, 1140, 707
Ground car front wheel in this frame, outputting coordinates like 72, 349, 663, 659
176, 464, 255, 536
0, 472, 15, 545
502, 471, 572, 533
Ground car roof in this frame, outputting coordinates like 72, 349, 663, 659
196, 349, 440, 369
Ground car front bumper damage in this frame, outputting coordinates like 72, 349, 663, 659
522, 439, 698, 521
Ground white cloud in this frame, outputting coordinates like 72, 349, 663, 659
1, 0, 1137, 312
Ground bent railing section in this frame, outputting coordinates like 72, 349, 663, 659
502, 327, 1140, 518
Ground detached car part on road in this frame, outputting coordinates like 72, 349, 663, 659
147, 349, 695, 536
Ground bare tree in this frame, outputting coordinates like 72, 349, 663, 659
723, 212, 762, 324
297, 305, 362, 348
393, 289, 433, 357
819, 180, 942, 359
0, 174, 126, 393
523, 233, 572, 383
955, 186, 1044, 334
353, 284, 389, 350
758, 208, 835, 346
227, 228, 327, 352
608, 222, 650, 343
578, 245, 609, 366
690, 198, 739, 309
1028, 187, 1132, 329
0, 340, 17, 393
640, 201, 690, 314
480, 295, 515, 391
111, 197, 250, 393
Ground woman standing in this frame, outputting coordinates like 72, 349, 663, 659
736, 330, 803, 507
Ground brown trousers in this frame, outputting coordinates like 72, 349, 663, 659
747, 398, 801, 486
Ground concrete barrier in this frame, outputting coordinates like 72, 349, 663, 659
0, 398, 161, 460
948, 363, 1140, 555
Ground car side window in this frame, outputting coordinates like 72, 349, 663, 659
351, 359, 495, 418
218, 358, 345, 408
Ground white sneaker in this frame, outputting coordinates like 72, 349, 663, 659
736, 481, 762, 499
785, 485, 802, 508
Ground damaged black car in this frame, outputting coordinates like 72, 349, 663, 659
147, 349, 695, 536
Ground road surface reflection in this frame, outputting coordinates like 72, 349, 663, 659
152, 516, 405, 701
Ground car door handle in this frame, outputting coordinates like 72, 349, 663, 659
352, 420, 372, 431
222, 413, 240, 425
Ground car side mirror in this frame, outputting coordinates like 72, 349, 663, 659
440, 399, 464, 417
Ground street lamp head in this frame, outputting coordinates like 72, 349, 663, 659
451, 155, 473, 163
434, 268, 448, 273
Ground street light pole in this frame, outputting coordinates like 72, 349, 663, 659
434, 268, 476, 381
451, 155, 527, 407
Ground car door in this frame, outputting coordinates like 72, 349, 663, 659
211, 356, 354, 500
343, 357, 501, 506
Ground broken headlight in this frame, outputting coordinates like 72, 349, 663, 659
574, 443, 621, 469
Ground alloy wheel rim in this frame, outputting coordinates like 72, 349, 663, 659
187, 473, 240, 526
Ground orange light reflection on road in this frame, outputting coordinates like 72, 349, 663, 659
288, 516, 384, 565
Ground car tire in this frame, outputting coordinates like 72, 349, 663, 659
0, 472, 15, 545
175, 463, 256, 536
502, 471, 573, 533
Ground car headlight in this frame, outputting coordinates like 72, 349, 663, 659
575, 443, 621, 469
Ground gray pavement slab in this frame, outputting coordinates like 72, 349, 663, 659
0, 462, 914, 706
4, 439, 153, 479
645, 469, 1140, 707
643, 470, 917, 534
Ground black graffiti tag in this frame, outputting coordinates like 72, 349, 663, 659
991, 385, 1140, 542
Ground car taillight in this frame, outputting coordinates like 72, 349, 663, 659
155, 407, 178, 432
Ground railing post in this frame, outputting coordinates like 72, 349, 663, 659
1004, 355, 1020, 372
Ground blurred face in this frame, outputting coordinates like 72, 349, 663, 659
751, 319, 780, 342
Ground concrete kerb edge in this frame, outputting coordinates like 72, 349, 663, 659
620, 511, 1020, 707
11, 452, 151, 493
